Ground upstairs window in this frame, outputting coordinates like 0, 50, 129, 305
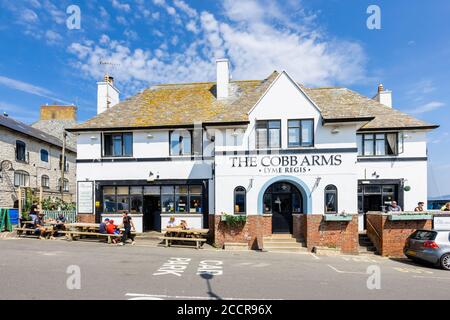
170, 130, 192, 156
40, 149, 49, 162
357, 133, 398, 156
288, 119, 314, 147
58, 178, 69, 192
15, 140, 27, 162
256, 120, 281, 149
103, 133, 133, 157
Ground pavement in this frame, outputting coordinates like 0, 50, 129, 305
1, 237, 450, 300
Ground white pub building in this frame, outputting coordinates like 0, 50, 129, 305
69, 59, 438, 251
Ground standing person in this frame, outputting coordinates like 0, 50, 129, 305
388, 201, 402, 212
119, 212, 135, 246
414, 202, 425, 212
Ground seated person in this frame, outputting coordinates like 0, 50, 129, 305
414, 202, 425, 212
180, 220, 189, 230
387, 201, 402, 212
166, 216, 178, 228
442, 202, 450, 211
99, 218, 109, 234
106, 219, 120, 244
35, 213, 48, 239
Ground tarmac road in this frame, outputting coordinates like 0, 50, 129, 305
0, 238, 449, 300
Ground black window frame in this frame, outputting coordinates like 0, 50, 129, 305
287, 118, 315, 148
15, 140, 27, 162
40, 149, 49, 163
324, 184, 338, 214
169, 129, 194, 156
234, 186, 247, 214
357, 132, 399, 157
256, 120, 281, 149
41, 175, 50, 189
102, 132, 133, 158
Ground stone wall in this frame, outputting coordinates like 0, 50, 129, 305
0, 126, 76, 208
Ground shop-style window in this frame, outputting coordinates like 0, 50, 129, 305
357, 133, 398, 156
324, 185, 338, 213
161, 186, 175, 213
15, 140, 27, 162
41, 175, 50, 189
288, 119, 314, 147
170, 130, 192, 156
130, 187, 143, 214
103, 133, 133, 157
189, 185, 202, 213
256, 120, 281, 149
14, 170, 30, 187
40, 149, 49, 162
234, 186, 246, 214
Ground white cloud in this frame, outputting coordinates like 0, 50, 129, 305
173, 0, 197, 18
45, 30, 62, 44
0, 75, 72, 104
410, 101, 445, 114
67, 0, 367, 94
111, 0, 131, 12
20, 9, 39, 23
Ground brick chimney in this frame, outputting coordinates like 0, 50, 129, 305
40, 105, 77, 121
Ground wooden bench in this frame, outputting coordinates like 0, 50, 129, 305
159, 236, 207, 249
58, 230, 122, 244
15, 227, 52, 239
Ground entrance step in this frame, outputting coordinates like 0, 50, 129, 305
358, 233, 378, 255
224, 242, 249, 251
263, 235, 308, 253
135, 231, 163, 241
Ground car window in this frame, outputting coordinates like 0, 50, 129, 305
410, 230, 437, 241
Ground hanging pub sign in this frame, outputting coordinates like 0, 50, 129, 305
230, 154, 343, 174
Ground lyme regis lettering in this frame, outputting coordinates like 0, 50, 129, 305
231, 155, 342, 174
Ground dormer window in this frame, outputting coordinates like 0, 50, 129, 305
170, 130, 192, 156
357, 133, 398, 156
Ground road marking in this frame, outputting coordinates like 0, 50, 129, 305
125, 293, 282, 301
341, 256, 378, 263
412, 275, 450, 280
153, 257, 191, 277
310, 253, 320, 260
393, 267, 433, 274
197, 260, 223, 276
327, 264, 366, 275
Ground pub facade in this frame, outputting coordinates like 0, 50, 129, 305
69, 60, 438, 251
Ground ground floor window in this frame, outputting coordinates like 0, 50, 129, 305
324, 185, 338, 213
358, 182, 399, 213
102, 184, 204, 214
234, 186, 246, 214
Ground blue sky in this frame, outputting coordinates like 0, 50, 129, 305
0, 0, 449, 197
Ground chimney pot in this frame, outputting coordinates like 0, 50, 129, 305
378, 83, 384, 93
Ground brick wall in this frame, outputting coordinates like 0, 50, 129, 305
303, 214, 359, 254
77, 214, 96, 223
0, 127, 76, 208
293, 214, 307, 242
209, 214, 272, 250
40, 105, 77, 121
367, 212, 433, 257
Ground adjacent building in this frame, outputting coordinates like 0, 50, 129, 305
0, 106, 77, 209
69, 60, 438, 250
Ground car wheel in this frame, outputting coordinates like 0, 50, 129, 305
440, 253, 450, 271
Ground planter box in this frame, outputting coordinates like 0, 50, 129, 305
323, 214, 353, 222
388, 214, 433, 221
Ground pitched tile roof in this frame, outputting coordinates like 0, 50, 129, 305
70, 71, 437, 132
0, 115, 76, 153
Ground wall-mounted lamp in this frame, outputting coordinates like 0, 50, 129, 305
147, 134, 154, 139
331, 127, 340, 134
90, 136, 98, 141
147, 171, 159, 182
372, 171, 380, 179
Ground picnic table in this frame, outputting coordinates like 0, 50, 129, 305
160, 228, 209, 249
15, 221, 56, 239
61, 223, 136, 244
